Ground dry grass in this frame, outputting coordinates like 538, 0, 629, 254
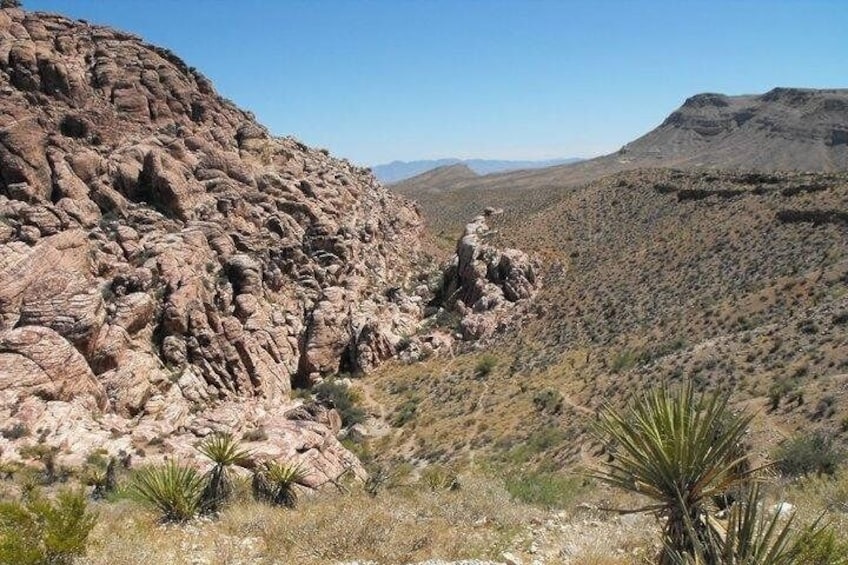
81, 475, 543, 565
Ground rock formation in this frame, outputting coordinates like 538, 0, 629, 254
0, 7, 425, 480
436, 211, 539, 340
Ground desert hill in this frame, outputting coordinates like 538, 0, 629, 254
393, 88, 848, 237
0, 7, 434, 479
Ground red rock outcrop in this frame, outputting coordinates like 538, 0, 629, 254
0, 7, 423, 481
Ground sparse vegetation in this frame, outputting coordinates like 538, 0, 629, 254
0, 488, 96, 565
313, 379, 366, 427
774, 431, 845, 478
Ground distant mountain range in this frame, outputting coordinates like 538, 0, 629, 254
371, 157, 582, 184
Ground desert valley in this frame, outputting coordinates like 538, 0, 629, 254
0, 3, 847, 564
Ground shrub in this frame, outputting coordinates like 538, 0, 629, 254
0, 423, 28, 440
532, 388, 563, 415
610, 349, 638, 373
474, 354, 498, 378
421, 465, 459, 492
130, 462, 205, 522
313, 380, 366, 427
252, 462, 308, 508
0, 488, 97, 565
503, 472, 584, 509
774, 431, 845, 478
391, 397, 419, 427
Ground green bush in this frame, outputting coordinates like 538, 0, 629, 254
474, 354, 498, 378
313, 380, 366, 427
391, 397, 419, 427
197, 433, 251, 514
775, 431, 845, 478
130, 462, 205, 522
593, 383, 755, 562
0, 489, 97, 565
503, 472, 585, 509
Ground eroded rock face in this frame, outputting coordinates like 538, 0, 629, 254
0, 8, 423, 482
437, 213, 540, 340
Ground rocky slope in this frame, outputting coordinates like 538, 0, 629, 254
0, 8, 428, 480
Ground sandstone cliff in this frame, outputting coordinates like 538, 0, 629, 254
0, 8, 424, 480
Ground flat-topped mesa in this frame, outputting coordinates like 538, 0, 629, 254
0, 8, 424, 479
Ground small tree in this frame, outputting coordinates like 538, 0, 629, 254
0, 0, 22, 9
196, 433, 251, 514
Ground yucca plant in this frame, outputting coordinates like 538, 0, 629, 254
196, 433, 251, 514
592, 383, 758, 563
251, 461, 308, 508
130, 461, 205, 522
665, 483, 845, 565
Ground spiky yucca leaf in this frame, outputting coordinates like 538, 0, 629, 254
130, 462, 204, 523
197, 433, 252, 467
253, 461, 308, 508
197, 433, 252, 514
592, 383, 757, 561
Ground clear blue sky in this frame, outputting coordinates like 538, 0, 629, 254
24, 0, 848, 165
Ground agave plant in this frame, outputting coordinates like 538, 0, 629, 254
130, 461, 205, 523
252, 461, 308, 508
196, 433, 251, 514
592, 383, 758, 563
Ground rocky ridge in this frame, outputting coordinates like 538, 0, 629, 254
0, 7, 430, 480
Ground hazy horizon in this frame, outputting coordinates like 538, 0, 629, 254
24, 0, 848, 165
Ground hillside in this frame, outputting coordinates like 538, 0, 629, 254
392, 88, 848, 237
372, 167, 848, 473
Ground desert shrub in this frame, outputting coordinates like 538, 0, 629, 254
391, 397, 419, 427
532, 388, 563, 415
241, 427, 268, 442
0, 423, 28, 440
130, 462, 205, 522
503, 471, 585, 509
474, 354, 498, 378
18, 444, 62, 485
313, 379, 366, 427
0, 488, 96, 565
610, 348, 638, 373
774, 431, 845, 478
251, 462, 308, 508
421, 465, 459, 492
83, 457, 118, 500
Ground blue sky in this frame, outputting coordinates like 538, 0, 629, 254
24, 0, 848, 165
